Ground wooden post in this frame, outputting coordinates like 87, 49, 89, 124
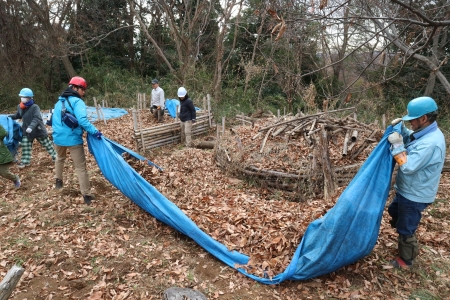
382, 114, 386, 129
277, 109, 280, 119
105, 99, 108, 108
342, 130, 350, 156
319, 128, 336, 200
102, 99, 105, 108
323, 99, 329, 111
137, 106, 146, 151
0, 265, 24, 300
143, 93, 146, 109
93, 97, 101, 123
222, 117, 225, 134
203, 96, 206, 111
132, 107, 138, 131
207, 94, 212, 128
98, 104, 107, 125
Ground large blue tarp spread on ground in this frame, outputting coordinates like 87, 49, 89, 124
87, 125, 396, 283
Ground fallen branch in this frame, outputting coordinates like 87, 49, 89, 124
0, 265, 24, 300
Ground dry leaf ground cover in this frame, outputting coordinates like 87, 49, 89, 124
1, 110, 450, 299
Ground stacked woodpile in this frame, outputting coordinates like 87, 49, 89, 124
216, 108, 384, 199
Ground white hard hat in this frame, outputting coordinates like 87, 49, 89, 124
177, 87, 187, 97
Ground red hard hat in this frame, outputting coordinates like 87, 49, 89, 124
69, 76, 87, 89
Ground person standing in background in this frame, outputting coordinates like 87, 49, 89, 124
150, 79, 165, 123
177, 87, 196, 147
52, 76, 102, 205
8, 88, 56, 168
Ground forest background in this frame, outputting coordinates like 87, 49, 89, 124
1, 0, 450, 128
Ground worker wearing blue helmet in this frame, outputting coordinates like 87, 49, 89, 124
387, 96, 446, 269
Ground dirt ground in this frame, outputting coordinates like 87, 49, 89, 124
1, 111, 450, 300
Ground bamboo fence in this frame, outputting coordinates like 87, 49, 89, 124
132, 94, 215, 151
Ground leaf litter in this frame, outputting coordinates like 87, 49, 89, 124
0, 110, 449, 299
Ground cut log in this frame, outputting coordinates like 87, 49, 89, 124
0, 265, 24, 300
195, 141, 216, 149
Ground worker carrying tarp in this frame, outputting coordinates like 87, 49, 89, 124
0, 115, 22, 158
86, 125, 395, 283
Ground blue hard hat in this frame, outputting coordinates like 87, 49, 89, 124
18, 88, 34, 97
402, 96, 438, 121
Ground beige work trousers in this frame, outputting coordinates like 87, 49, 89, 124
180, 120, 193, 147
54, 144, 92, 196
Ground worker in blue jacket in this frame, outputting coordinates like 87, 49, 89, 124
52, 76, 102, 205
388, 96, 446, 269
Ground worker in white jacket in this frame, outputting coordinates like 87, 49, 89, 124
150, 79, 165, 123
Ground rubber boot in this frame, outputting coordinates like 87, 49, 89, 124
83, 195, 94, 205
398, 234, 419, 265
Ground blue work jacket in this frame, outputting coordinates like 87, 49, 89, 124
393, 121, 446, 203
52, 88, 98, 147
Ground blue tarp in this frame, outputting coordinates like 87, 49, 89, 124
164, 99, 202, 118
41, 107, 128, 123
165, 99, 180, 118
87, 125, 396, 283
0, 115, 22, 157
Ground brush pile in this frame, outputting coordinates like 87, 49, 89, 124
216, 108, 384, 199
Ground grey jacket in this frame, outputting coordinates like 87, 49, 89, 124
9, 104, 48, 140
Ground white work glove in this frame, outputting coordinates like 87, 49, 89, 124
26, 127, 32, 133
388, 131, 407, 161
391, 118, 403, 126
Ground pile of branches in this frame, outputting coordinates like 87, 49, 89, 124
217, 108, 384, 199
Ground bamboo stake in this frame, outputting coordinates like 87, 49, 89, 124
272, 124, 289, 137
351, 130, 358, 142
260, 128, 274, 153
222, 117, 225, 134
342, 130, 350, 156
307, 118, 317, 135
93, 97, 101, 122
137, 106, 146, 151
207, 94, 212, 128
252, 132, 262, 140
131, 106, 138, 133
351, 130, 378, 159
319, 128, 336, 200
98, 104, 107, 125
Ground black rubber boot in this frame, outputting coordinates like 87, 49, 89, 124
55, 179, 63, 189
83, 195, 93, 205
